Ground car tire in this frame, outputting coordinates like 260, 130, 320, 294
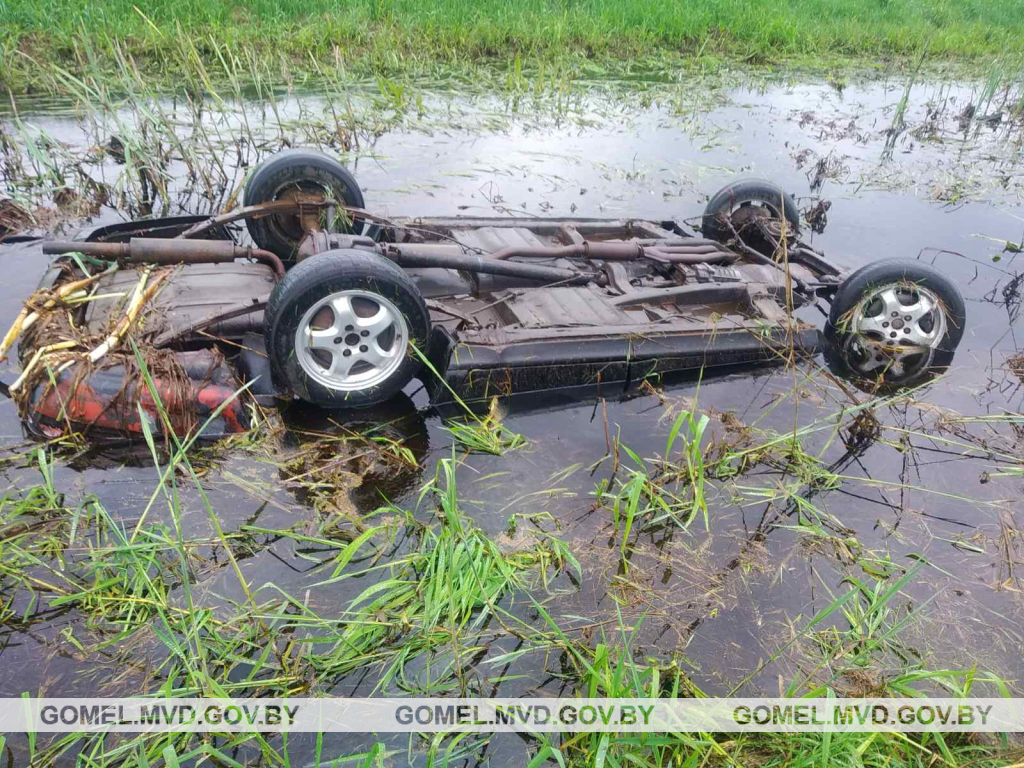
244, 149, 366, 261
265, 249, 430, 408
824, 258, 966, 391
702, 178, 801, 243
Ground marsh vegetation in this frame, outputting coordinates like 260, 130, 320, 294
3, 0, 1024, 94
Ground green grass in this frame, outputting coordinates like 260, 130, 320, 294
0, 450, 564, 763
412, 344, 528, 456
593, 394, 711, 571
533, 582, 1012, 768
2, 426, 1020, 766
2, 0, 1024, 94
443, 399, 528, 455
4, 443, 1016, 767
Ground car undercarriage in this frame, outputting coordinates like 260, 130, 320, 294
0, 149, 966, 440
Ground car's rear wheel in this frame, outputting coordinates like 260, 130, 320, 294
244, 149, 365, 261
824, 259, 966, 391
702, 178, 800, 244
265, 249, 430, 408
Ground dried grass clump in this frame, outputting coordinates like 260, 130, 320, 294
4, 263, 200, 435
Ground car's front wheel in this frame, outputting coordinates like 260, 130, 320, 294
265, 249, 430, 408
824, 258, 966, 391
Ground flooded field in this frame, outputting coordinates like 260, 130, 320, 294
2, 68, 1024, 766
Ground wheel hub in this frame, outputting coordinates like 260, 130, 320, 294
271, 184, 331, 242
730, 204, 773, 229
295, 289, 409, 392
729, 201, 794, 242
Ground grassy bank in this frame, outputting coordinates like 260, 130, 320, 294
1, 432, 1018, 766
2, 0, 1024, 93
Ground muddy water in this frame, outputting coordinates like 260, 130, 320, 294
2, 73, 1024, 764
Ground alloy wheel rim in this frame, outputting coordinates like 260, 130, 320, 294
295, 289, 409, 391
845, 282, 946, 379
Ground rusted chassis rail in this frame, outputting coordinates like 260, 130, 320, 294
44, 199, 840, 300
41, 234, 744, 291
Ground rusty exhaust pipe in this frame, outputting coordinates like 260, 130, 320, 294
488, 240, 737, 264
42, 238, 286, 280
384, 245, 595, 284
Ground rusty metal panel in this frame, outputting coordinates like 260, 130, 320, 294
455, 226, 549, 253
502, 287, 634, 328
432, 327, 823, 403
83, 262, 275, 338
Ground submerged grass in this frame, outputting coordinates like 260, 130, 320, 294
412, 344, 527, 456
1, 409, 1021, 765
594, 392, 712, 570
443, 398, 527, 456
299, 457, 542, 693
4, 431, 1017, 768
3, 0, 1024, 94
0, 448, 559, 762
535, 565, 1012, 768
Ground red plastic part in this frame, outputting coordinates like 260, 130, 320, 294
27, 350, 249, 439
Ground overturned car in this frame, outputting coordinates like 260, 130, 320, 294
1, 150, 966, 438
